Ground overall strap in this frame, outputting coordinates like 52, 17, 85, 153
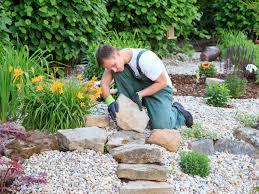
136, 49, 148, 76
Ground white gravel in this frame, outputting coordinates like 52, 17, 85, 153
17, 150, 121, 194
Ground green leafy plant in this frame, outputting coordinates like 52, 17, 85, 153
205, 83, 231, 107
181, 123, 218, 140
198, 62, 217, 77
235, 112, 259, 128
107, 0, 201, 53
85, 30, 150, 80
0, 45, 49, 123
2, 0, 107, 61
225, 74, 247, 98
214, 0, 257, 31
21, 77, 102, 133
180, 151, 210, 177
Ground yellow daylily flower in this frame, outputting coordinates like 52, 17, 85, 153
37, 85, 43, 91
14, 68, 23, 78
88, 94, 96, 101
80, 102, 85, 107
77, 92, 84, 99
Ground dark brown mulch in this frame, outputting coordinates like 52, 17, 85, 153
171, 74, 259, 99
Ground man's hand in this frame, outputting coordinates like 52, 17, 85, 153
132, 93, 143, 111
106, 95, 119, 120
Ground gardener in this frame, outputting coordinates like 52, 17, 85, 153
96, 44, 193, 129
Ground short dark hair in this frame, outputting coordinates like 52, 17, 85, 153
96, 44, 117, 67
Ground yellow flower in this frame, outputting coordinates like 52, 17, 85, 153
58, 88, 64, 94
16, 84, 21, 90
76, 74, 83, 80
9, 65, 13, 73
92, 76, 97, 81
50, 81, 60, 93
80, 102, 85, 107
77, 92, 84, 99
32, 75, 43, 83
88, 94, 96, 101
31, 67, 35, 73
37, 85, 43, 91
86, 80, 94, 87
14, 68, 23, 78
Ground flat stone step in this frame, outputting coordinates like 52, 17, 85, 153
120, 181, 174, 194
117, 164, 168, 182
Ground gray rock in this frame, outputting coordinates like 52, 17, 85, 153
111, 144, 162, 164
206, 78, 224, 85
85, 114, 110, 128
234, 127, 259, 149
117, 164, 168, 182
119, 181, 174, 194
107, 131, 145, 152
192, 52, 202, 61
188, 139, 215, 155
56, 127, 108, 153
116, 94, 149, 133
214, 138, 255, 157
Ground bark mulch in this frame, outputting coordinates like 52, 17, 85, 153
171, 74, 259, 99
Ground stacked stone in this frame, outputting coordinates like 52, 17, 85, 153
107, 95, 174, 194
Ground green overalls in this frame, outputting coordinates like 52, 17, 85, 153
112, 50, 185, 129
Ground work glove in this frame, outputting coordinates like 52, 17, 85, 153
132, 92, 143, 111
105, 95, 119, 120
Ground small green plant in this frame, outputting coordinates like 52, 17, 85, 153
235, 112, 259, 128
225, 74, 247, 98
180, 151, 210, 177
181, 123, 218, 140
205, 83, 231, 107
198, 62, 217, 77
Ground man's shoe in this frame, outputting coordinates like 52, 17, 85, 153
173, 102, 193, 128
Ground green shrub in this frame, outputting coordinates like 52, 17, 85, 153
0, 45, 49, 123
198, 62, 217, 77
180, 151, 210, 177
3, 0, 107, 61
85, 31, 150, 80
181, 123, 218, 140
21, 77, 102, 132
214, 0, 257, 31
235, 112, 259, 128
225, 74, 247, 98
0, 2, 11, 46
205, 83, 231, 107
107, 0, 201, 53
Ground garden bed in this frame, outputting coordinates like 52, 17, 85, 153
171, 74, 259, 99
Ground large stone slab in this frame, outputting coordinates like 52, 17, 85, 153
120, 181, 174, 194
107, 131, 145, 152
214, 138, 255, 157
5, 130, 59, 160
234, 127, 259, 149
117, 164, 168, 182
85, 114, 109, 128
116, 94, 149, 133
56, 127, 107, 153
188, 139, 215, 155
111, 144, 162, 164
147, 129, 181, 152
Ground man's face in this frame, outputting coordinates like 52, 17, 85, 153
102, 51, 124, 72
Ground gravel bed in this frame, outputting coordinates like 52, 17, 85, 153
17, 150, 121, 194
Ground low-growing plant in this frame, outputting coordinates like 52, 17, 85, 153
85, 30, 150, 80
225, 74, 247, 98
198, 62, 217, 77
181, 123, 218, 140
180, 151, 210, 177
235, 112, 259, 128
21, 76, 102, 132
205, 83, 231, 107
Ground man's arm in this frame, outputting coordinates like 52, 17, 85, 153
138, 71, 167, 97
100, 69, 113, 99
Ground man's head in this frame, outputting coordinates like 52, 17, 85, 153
96, 44, 125, 72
